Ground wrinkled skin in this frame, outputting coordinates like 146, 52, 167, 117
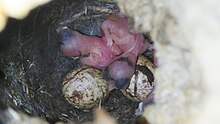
107, 34, 147, 89
59, 27, 114, 68
101, 14, 149, 53
59, 13, 151, 89
101, 13, 130, 47
58, 14, 155, 115
102, 14, 150, 89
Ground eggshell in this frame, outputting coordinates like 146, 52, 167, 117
62, 66, 109, 109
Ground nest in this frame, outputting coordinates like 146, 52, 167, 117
0, 0, 154, 123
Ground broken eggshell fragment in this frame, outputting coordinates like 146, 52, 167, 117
122, 55, 155, 102
62, 66, 109, 109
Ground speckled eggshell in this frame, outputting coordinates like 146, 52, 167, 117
122, 56, 155, 101
62, 66, 109, 109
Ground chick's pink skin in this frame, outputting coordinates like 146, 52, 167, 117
108, 60, 134, 81
59, 13, 153, 89
60, 29, 114, 68
101, 14, 150, 52
101, 14, 152, 85
101, 13, 130, 46
120, 33, 147, 59
107, 35, 153, 90
108, 32, 149, 81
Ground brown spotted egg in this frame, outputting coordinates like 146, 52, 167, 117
62, 66, 109, 109
122, 55, 155, 101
